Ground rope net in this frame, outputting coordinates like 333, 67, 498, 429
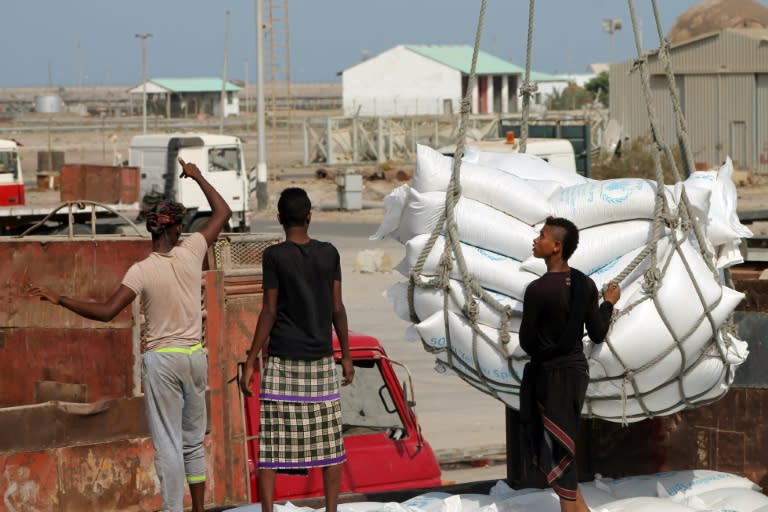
392, 0, 750, 424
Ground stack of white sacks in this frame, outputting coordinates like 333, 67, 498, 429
229, 470, 768, 511
376, 144, 752, 423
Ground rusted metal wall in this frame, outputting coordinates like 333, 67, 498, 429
0, 236, 265, 510
60, 164, 140, 205
204, 271, 265, 506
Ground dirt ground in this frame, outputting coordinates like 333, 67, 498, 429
8, 114, 408, 225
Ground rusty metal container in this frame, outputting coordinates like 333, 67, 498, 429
0, 233, 278, 511
60, 164, 140, 204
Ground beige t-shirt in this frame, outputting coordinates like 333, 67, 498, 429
122, 232, 208, 352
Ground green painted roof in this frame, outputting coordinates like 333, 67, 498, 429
405, 45, 567, 81
150, 77, 241, 92
405, 45, 524, 74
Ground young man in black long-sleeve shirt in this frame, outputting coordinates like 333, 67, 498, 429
519, 216, 620, 512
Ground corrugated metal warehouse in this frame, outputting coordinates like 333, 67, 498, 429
609, 27, 768, 172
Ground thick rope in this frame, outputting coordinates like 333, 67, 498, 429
650, 0, 695, 178
402, 0, 736, 423
519, 0, 536, 154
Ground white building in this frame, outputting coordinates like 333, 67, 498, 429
128, 77, 241, 119
342, 45, 545, 117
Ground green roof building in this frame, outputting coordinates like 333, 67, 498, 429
128, 77, 242, 119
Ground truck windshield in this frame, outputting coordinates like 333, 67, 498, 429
338, 360, 406, 436
0, 151, 18, 178
208, 147, 241, 173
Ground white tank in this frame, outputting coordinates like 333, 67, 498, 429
34, 95, 64, 113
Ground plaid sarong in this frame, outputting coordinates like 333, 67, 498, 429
258, 356, 346, 470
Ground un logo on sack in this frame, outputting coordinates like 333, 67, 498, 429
600, 179, 645, 204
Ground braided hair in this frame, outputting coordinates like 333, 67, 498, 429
145, 200, 187, 235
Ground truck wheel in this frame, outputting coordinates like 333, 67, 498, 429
187, 217, 232, 233
187, 216, 210, 233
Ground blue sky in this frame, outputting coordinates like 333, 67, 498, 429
1, 1, 739, 87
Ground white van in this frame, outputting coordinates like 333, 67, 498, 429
438, 136, 577, 173
129, 133, 249, 232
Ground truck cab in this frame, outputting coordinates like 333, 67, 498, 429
0, 139, 24, 207
243, 332, 442, 502
128, 133, 249, 232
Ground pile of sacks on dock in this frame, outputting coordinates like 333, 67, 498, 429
230, 470, 768, 511
376, 144, 752, 423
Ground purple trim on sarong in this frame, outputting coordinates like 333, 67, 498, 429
259, 454, 346, 469
259, 392, 340, 402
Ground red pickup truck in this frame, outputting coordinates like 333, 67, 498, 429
244, 331, 442, 502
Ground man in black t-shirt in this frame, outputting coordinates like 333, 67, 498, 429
519, 216, 620, 512
240, 187, 354, 512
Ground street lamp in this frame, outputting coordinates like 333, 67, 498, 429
135, 33, 153, 134
602, 18, 622, 63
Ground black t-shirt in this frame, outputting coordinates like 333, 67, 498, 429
519, 269, 613, 363
263, 239, 341, 360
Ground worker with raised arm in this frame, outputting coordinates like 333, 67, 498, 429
28, 158, 231, 512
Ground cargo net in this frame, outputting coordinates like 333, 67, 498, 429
209, 234, 282, 271
379, 0, 750, 424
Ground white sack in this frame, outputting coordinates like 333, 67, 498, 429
550, 179, 676, 228
399, 234, 538, 301
603, 470, 760, 500
413, 145, 552, 224
685, 486, 768, 511
589, 236, 745, 395
386, 281, 522, 330
370, 184, 409, 241
595, 497, 697, 512
374, 186, 537, 261
474, 149, 589, 187
684, 157, 753, 246
521, 220, 659, 276
416, 311, 526, 392
587, 334, 747, 421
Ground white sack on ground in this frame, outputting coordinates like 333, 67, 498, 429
228, 470, 767, 512
412, 145, 552, 224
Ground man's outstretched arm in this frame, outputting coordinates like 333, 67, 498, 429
28, 283, 137, 322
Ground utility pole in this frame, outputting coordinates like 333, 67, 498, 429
219, 11, 231, 134
255, 0, 268, 210
602, 18, 622, 63
135, 33, 152, 134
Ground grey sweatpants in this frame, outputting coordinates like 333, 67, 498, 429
143, 348, 208, 512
